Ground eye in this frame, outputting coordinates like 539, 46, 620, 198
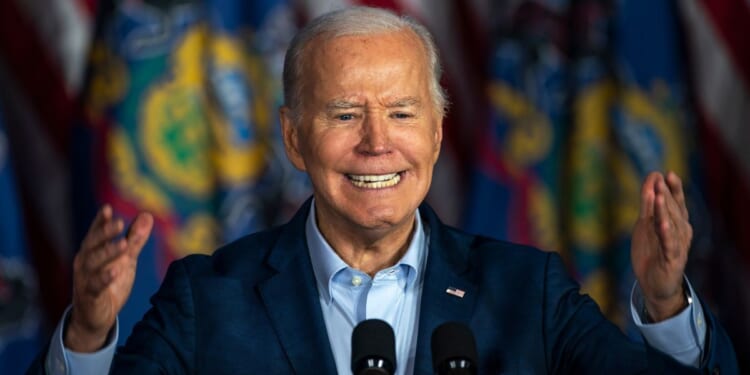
337, 113, 355, 121
392, 112, 413, 119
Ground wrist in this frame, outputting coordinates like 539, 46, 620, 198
644, 285, 690, 322
64, 310, 112, 352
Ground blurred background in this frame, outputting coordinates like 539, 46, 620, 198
0, 0, 748, 373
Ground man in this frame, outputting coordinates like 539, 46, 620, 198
31, 6, 737, 374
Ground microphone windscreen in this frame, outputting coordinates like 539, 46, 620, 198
351, 319, 397, 374
431, 322, 478, 372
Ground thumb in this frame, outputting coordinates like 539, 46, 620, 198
125, 212, 154, 259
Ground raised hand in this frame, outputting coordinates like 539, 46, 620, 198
65, 205, 153, 352
631, 171, 692, 322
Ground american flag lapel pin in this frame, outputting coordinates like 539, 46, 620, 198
445, 286, 465, 298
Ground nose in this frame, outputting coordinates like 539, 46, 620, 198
356, 114, 391, 155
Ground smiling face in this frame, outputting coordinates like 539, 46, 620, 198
281, 29, 443, 244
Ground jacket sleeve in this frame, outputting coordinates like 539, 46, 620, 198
541, 252, 738, 374
25, 345, 48, 375
110, 258, 197, 374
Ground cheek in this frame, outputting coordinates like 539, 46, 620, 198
303, 132, 351, 172
400, 130, 440, 163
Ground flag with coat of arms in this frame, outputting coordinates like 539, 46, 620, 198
78, 0, 310, 342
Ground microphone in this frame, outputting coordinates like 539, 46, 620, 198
351, 319, 397, 375
431, 322, 478, 375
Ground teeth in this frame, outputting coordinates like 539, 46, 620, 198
348, 173, 399, 182
348, 173, 401, 189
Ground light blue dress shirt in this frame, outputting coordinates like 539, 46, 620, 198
46, 306, 118, 375
48, 202, 706, 374
306, 201, 428, 375
630, 278, 707, 366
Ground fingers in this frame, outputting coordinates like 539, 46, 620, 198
656, 177, 675, 218
640, 172, 662, 218
125, 212, 154, 260
645, 171, 689, 224
653, 173, 692, 260
656, 173, 689, 227
82, 237, 127, 273
653, 193, 675, 258
76, 206, 153, 295
666, 171, 689, 218
94, 204, 113, 227
81, 205, 124, 252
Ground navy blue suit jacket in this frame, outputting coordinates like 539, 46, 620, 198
30, 200, 738, 374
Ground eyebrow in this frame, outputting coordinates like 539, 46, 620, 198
387, 97, 421, 108
326, 100, 365, 110
324, 97, 422, 111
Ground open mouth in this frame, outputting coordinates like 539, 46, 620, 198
346, 172, 402, 189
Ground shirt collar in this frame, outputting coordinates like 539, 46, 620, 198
306, 199, 427, 304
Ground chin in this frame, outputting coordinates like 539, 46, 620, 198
353, 204, 414, 229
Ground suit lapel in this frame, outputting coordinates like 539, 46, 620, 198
413, 205, 479, 375
257, 200, 337, 375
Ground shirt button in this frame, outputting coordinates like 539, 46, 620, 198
697, 314, 704, 327
352, 276, 362, 286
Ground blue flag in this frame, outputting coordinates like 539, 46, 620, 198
464, 2, 567, 253
0, 109, 43, 374
610, 0, 692, 333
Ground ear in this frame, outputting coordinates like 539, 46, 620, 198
280, 106, 307, 172
432, 118, 443, 163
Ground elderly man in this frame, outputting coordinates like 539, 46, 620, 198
31, 6, 736, 375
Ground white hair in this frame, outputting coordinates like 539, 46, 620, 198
282, 6, 448, 120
